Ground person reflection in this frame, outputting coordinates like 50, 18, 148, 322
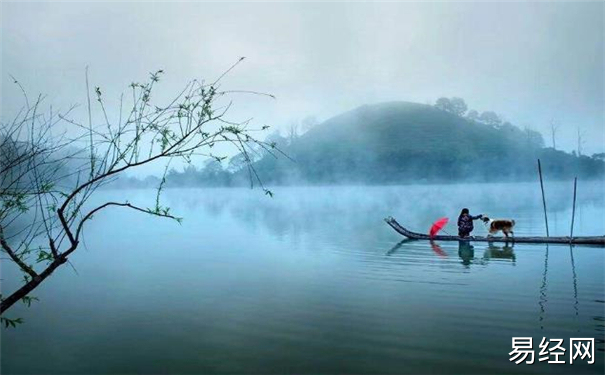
458, 240, 475, 267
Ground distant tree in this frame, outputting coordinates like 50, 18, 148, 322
592, 152, 605, 161
524, 126, 545, 149
449, 97, 468, 117
300, 115, 319, 133
142, 175, 161, 187
479, 111, 502, 127
577, 127, 586, 156
183, 164, 197, 175
227, 153, 248, 173
466, 109, 479, 122
434, 97, 453, 113
435, 97, 467, 117
202, 159, 224, 176
499, 121, 517, 133
287, 121, 299, 145
265, 130, 287, 147
549, 119, 560, 149
225, 130, 289, 176
175, 164, 201, 186
0, 63, 277, 317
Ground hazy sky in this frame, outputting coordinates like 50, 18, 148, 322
2, 1, 603, 174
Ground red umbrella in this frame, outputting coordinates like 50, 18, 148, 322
429, 217, 449, 238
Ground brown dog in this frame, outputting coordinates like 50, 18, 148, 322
482, 216, 515, 238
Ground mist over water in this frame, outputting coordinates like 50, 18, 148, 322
2, 182, 604, 374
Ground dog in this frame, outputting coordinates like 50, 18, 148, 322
482, 216, 516, 239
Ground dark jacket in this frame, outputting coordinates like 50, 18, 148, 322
458, 213, 482, 233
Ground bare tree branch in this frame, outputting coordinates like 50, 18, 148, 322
0, 63, 277, 315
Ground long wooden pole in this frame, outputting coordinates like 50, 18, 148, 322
570, 177, 577, 239
538, 159, 549, 237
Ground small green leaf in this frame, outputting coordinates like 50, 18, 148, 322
1, 317, 24, 328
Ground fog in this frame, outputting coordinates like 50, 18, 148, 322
2, 1, 604, 177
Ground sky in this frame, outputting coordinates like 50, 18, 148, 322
1, 1, 603, 175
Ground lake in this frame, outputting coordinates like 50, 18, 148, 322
2, 182, 604, 374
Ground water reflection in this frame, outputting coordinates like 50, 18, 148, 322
430, 240, 448, 258
539, 245, 549, 330
454, 241, 517, 267
2, 184, 604, 374
484, 243, 516, 263
570, 246, 579, 318
384, 239, 415, 256
536, 245, 589, 333
457, 240, 475, 267
389, 239, 518, 268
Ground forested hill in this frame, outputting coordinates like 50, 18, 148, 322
158, 101, 604, 187
247, 101, 604, 184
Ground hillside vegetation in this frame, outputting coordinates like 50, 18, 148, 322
162, 101, 604, 187
249, 101, 603, 184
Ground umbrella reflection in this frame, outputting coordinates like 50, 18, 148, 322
430, 240, 448, 258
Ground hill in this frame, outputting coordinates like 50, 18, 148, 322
249, 101, 604, 184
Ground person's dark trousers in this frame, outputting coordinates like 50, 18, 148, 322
458, 230, 471, 237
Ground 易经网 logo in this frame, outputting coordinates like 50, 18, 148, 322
509, 337, 594, 365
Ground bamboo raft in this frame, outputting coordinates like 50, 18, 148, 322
384, 217, 605, 246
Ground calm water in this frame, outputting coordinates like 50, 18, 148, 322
2, 182, 604, 374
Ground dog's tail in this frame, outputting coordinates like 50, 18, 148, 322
511, 219, 516, 227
